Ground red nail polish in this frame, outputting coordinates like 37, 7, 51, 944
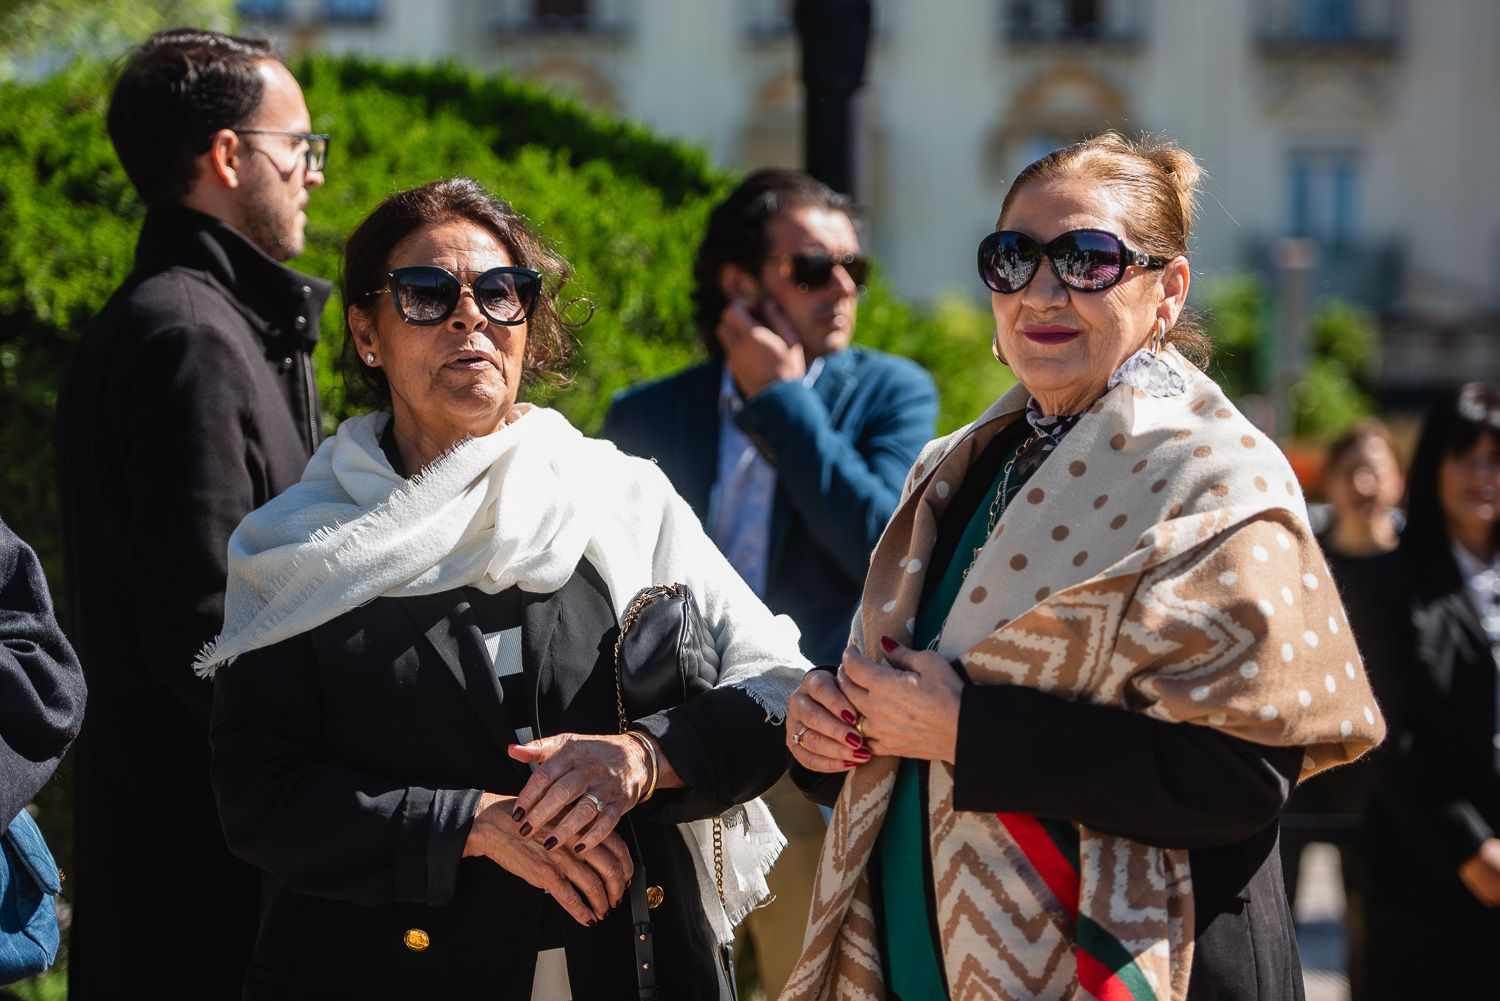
840, 710, 857, 725
574, 843, 586, 854
845, 732, 863, 748
518, 822, 532, 837
853, 748, 872, 760
544, 836, 558, 851
588, 918, 598, 927
880, 635, 898, 653
512, 806, 526, 822
843, 760, 858, 768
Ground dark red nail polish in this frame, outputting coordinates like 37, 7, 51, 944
845, 732, 863, 748
853, 748, 872, 760
844, 760, 858, 767
574, 843, 586, 854
518, 822, 532, 837
880, 635, 898, 653
588, 918, 598, 927
512, 806, 526, 822
544, 836, 558, 851
840, 710, 857, 725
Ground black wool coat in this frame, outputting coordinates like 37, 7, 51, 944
55, 205, 330, 1000
211, 559, 786, 1000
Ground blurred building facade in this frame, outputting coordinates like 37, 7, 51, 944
243, 0, 1500, 392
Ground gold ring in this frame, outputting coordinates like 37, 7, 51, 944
579, 793, 604, 812
792, 725, 809, 746
855, 716, 866, 738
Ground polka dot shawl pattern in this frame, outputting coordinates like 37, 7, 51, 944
782, 352, 1386, 1001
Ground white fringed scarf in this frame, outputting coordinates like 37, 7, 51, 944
197, 404, 807, 942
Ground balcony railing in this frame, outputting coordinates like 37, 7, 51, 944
1242, 235, 1404, 313
1003, 0, 1146, 48
1256, 0, 1402, 56
488, 0, 632, 35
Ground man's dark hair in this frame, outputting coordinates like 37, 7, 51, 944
107, 29, 277, 208
690, 168, 856, 357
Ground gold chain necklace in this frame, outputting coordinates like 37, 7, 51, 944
960, 432, 1037, 582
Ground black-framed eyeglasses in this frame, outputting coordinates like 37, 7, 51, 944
768, 250, 870, 293
977, 228, 1170, 294
233, 130, 329, 172
368, 265, 542, 326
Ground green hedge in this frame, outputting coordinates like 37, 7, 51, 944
0, 54, 1010, 594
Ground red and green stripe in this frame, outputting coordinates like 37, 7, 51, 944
996, 813, 1159, 1001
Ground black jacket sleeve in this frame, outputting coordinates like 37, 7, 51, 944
210, 632, 481, 907
632, 687, 789, 825
952, 683, 1304, 849
123, 318, 262, 730
0, 518, 87, 831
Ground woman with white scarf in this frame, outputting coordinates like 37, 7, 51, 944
201, 178, 808, 1000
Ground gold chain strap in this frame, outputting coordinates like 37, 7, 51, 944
613, 583, 725, 904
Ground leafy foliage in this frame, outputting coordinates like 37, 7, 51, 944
0, 53, 1009, 592
1199, 274, 1380, 440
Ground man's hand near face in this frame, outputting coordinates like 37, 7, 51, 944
716, 296, 807, 397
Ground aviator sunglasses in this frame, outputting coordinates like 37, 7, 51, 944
768, 250, 870, 292
369, 265, 542, 326
977, 228, 1169, 294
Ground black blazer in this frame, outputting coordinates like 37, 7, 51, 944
1364, 541, 1500, 907
211, 559, 785, 1000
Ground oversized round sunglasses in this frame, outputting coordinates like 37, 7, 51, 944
768, 250, 870, 292
977, 228, 1169, 294
369, 265, 542, 325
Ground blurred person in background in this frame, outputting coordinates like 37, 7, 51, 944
781, 132, 1385, 1001
602, 168, 937, 997
206, 178, 808, 999
1361, 383, 1500, 999
54, 28, 328, 998
1280, 419, 1406, 1000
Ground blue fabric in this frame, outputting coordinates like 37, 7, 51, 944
0, 809, 60, 984
603, 347, 938, 664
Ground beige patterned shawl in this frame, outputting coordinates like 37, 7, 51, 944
782, 351, 1386, 1001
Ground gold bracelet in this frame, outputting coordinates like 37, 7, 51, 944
624, 730, 658, 804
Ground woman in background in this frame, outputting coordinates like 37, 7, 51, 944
1361, 384, 1500, 1000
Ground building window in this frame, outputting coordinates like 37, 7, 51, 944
1297, 0, 1356, 36
1288, 151, 1360, 245
324, 0, 381, 22
237, 0, 288, 18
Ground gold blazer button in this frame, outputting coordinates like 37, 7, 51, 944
403, 928, 431, 952
646, 886, 665, 909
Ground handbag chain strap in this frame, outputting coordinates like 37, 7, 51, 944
613, 583, 725, 904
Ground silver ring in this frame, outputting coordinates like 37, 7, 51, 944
579, 793, 604, 812
792, 725, 809, 746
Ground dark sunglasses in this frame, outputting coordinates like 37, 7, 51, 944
977, 228, 1170, 294
369, 266, 542, 326
768, 250, 870, 292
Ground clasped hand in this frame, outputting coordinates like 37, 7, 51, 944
785, 635, 963, 773
463, 732, 654, 926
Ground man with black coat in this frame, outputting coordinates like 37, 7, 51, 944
54, 29, 329, 999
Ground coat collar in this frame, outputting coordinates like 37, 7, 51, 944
135, 205, 331, 351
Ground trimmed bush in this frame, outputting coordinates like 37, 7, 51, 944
0, 53, 1011, 593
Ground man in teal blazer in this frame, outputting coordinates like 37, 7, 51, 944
602, 169, 937, 996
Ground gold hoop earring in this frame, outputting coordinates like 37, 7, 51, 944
992, 331, 1008, 366
1150, 318, 1167, 355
